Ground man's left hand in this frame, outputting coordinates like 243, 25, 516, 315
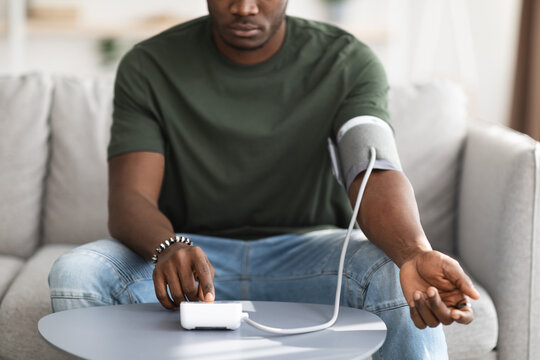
399, 250, 481, 329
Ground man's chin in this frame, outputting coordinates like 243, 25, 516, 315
222, 36, 270, 52
226, 43, 266, 52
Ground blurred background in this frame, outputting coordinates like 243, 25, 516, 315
0, 0, 532, 131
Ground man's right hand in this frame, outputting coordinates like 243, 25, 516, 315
153, 243, 215, 310
108, 152, 216, 310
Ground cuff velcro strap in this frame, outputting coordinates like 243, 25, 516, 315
335, 116, 402, 190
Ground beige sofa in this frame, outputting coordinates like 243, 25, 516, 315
0, 74, 538, 359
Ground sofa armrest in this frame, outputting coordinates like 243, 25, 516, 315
457, 121, 540, 360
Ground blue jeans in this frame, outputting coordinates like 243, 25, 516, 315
49, 229, 447, 359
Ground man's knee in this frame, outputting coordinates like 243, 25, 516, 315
50, 249, 96, 289
48, 247, 119, 312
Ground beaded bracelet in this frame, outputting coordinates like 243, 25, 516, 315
151, 235, 193, 264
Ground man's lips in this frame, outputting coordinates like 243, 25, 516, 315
229, 24, 261, 38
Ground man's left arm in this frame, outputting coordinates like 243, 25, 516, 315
349, 169, 480, 329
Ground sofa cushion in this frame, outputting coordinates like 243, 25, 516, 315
42, 76, 113, 245
390, 81, 467, 255
0, 256, 23, 301
0, 244, 75, 360
457, 123, 539, 360
0, 74, 53, 257
444, 279, 498, 359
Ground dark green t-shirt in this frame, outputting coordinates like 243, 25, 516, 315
109, 15, 390, 239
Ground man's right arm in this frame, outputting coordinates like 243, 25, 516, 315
108, 152, 215, 309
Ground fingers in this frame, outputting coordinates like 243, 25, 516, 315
443, 260, 480, 300
153, 270, 176, 310
178, 266, 199, 302
426, 287, 453, 325
193, 256, 215, 302
450, 300, 474, 325
165, 271, 185, 307
409, 300, 426, 329
412, 291, 439, 328
154, 245, 216, 308
409, 288, 451, 329
409, 288, 475, 329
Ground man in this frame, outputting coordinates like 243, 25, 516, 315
49, 1, 479, 358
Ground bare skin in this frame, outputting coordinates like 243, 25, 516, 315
110, 0, 289, 309
207, 0, 288, 65
108, 152, 215, 308
349, 170, 480, 328
108, 0, 480, 329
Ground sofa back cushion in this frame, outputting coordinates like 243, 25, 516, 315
390, 81, 467, 255
42, 77, 113, 245
42, 77, 466, 254
0, 75, 53, 258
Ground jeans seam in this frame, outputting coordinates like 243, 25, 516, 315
345, 243, 366, 270
76, 247, 152, 283
71, 249, 133, 302
320, 237, 345, 270
224, 271, 364, 284
119, 278, 154, 303
360, 257, 394, 309
117, 284, 135, 303
360, 257, 393, 288
51, 294, 115, 306
343, 244, 369, 308
214, 276, 243, 281
372, 302, 409, 313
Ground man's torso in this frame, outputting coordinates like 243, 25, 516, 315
109, 16, 389, 239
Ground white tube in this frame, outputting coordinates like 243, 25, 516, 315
243, 147, 377, 335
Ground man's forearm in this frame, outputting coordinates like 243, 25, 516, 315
348, 170, 432, 268
108, 188, 176, 260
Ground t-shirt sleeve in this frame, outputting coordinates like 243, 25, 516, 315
330, 42, 401, 190
108, 47, 165, 160
331, 44, 391, 137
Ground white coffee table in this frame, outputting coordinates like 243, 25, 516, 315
39, 301, 386, 360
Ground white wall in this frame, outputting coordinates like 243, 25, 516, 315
467, 0, 521, 124
0, 0, 522, 124
361, 0, 521, 125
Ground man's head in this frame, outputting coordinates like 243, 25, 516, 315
207, 0, 288, 64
